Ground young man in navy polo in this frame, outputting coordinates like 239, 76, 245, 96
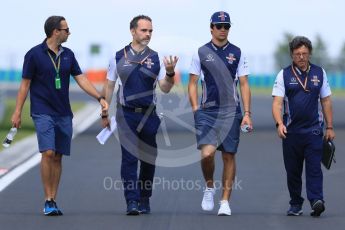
11, 16, 108, 216
272, 36, 335, 217
188, 11, 253, 216
102, 15, 178, 215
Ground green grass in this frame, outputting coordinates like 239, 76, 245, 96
0, 100, 85, 152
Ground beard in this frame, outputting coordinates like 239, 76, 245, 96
140, 39, 150, 46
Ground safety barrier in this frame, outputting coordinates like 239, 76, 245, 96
1, 69, 345, 89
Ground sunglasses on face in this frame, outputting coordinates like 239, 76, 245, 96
58, 28, 70, 33
213, 23, 231, 30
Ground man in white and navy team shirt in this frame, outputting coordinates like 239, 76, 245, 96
272, 36, 335, 217
188, 11, 253, 216
102, 15, 178, 215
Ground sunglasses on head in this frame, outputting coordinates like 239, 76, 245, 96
58, 28, 70, 33
214, 23, 230, 30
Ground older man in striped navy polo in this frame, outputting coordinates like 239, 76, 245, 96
272, 36, 335, 217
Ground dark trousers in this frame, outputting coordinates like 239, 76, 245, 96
282, 133, 323, 206
116, 108, 160, 203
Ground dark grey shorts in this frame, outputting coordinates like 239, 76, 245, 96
194, 109, 242, 153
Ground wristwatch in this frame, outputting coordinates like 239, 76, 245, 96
97, 96, 105, 102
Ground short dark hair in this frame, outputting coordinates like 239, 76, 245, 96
289, 36, 313, 54
130, 15, 152, 30
44, 16, 65, 38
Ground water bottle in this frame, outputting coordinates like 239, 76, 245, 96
2, 127, 17, 148
241, 124, 251, 133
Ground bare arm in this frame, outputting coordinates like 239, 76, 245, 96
100, 79, 116, 128
321, 96, 335, 140
158, 75, 175, 93
239, 76, 253, 129
74, 74, 109, 112
11, 78, 31, 128
272, 96, 287, 138
103, 79, 116, 105
188, 74, 199, 112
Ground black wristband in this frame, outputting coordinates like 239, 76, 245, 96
326, 127, 333, 130
276, 122, 281, 128
166, 71, 175, 78
100, 113, 108, 119
97, 96, 105, 102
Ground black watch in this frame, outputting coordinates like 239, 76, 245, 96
97, 96, 105, 102
166, 71, 175, 78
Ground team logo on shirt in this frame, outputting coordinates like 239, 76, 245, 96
144, 58, 154, 69
311, 75, 320, 86
123, 59, 132, 67
290, 77, 298, 85
206, 54, 215, 62
226, 53, 236, 64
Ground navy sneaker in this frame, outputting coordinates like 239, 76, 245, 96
138, 198, 151, 214
126, 200, 140, 215
287, 204, 303, 216
51, 199, 63, 216
310, 200, 325, 217
43, 200, 58, 216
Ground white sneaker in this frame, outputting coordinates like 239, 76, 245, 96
217, 200, 231, 216
201, 187, 215, 211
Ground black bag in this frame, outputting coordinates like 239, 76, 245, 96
322, 139, 336, 170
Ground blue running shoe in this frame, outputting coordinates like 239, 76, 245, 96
138, 198, 150, 214
310, 200, 325, 217
52, 199, 63, 216
287, 204, 303, 216
126, 200, 139, 215
43, 200, 58, 216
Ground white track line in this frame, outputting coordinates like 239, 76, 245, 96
0, 103, 100, 192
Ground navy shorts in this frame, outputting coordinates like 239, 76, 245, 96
194, 108, 242, 153
32, 114, 73, 155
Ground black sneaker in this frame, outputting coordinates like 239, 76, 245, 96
43, 200, 59, 216
126, 200, 140, 215
287, 204, 303, 216
310, 200, 325, 217
138, 198, 151, 214
51, 199, 63, 216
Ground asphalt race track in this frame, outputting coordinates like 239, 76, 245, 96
0, 96, 344, 230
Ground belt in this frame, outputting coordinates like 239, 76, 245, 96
117, 104, 156, 113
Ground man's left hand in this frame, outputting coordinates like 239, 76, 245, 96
163, 55, 178, 74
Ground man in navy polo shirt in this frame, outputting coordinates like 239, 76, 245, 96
102, 15, 178, 215
188, 11, 253, 216
11, 16, 108, 216
272, 36, 335, 217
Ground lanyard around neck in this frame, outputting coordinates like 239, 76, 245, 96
124, 47, 151, 65
47, 51, 61, 77
291, 65, 310, 92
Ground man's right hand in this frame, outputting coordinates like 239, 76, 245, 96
276, 123, 287, 139
101, 116, 110, 129
11, 111, 21, 128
